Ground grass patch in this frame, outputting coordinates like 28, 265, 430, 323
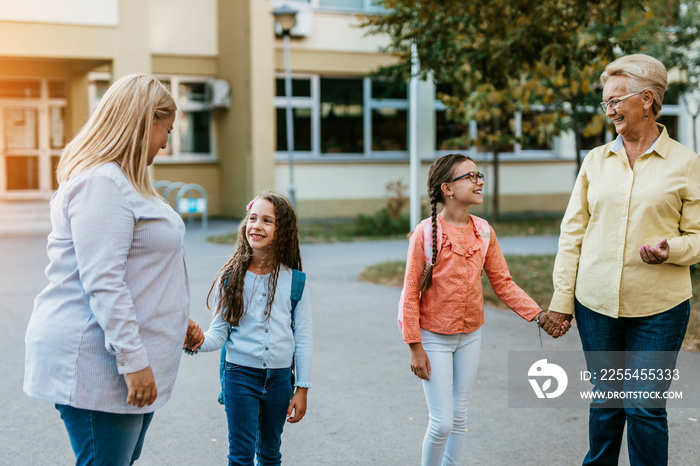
208, 215, 563, 245
207, 221, 409, 245
488, 216, 562, 237
360, 255, 700, 351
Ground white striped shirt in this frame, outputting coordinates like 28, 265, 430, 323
24, 162, 190, 413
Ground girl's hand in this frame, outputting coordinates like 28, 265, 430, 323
287, 387, 308, 423
124, 365, 157, 408
409, 343, 431, 380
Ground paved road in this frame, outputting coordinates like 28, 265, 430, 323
2, 222, 699, 465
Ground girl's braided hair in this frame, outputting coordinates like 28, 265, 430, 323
207, 191, 302, 326
419, 153, 474, 293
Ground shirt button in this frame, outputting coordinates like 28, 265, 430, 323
265, 347, 269, 351
263, 363, 267, 367
265, 329, 269, 333
262, 293, 266, 297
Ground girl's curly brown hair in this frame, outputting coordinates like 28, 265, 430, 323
207, 191, 302, 326
420, 153, 474, 293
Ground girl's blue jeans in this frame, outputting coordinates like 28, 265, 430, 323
223, 362, 293, 466
55, 404, 153, 466
575, 298, 689, 466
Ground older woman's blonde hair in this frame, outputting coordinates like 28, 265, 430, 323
600, 54, 667, 117
56, 74, 176, 197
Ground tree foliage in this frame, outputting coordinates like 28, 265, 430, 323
360, 0, 698, 218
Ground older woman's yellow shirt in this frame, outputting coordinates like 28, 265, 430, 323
550, 125, 700, 318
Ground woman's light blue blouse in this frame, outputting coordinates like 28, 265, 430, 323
24, 162, 190, 413
199, 267, 313, 388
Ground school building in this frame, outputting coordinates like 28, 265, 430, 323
0, 0, 692, 225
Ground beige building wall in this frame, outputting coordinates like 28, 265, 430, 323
216, 0, 275, 218
0, 0, 588, 219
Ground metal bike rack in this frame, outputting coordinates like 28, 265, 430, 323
175, 183, 208, 231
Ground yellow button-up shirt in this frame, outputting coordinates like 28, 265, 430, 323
550, 125, 700, 318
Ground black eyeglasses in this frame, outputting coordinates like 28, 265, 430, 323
451, 171, 484, 183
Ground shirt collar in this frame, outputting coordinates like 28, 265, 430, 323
608, 124, 669, 159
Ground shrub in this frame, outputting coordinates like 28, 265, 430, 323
355, 208, 410, 236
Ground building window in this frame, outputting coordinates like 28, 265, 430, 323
275, 76, 314, 154
0, 78, 66, 193
320, 78, 364, 153
88, 74, 216, 162
274, 75, 408, 158
293, 0, 383, 11
435, 110, 471, 151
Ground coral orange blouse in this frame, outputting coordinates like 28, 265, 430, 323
400, 215, 541, 344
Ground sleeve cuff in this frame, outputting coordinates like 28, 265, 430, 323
548, 291, 575, 315
116, 347, 149, 374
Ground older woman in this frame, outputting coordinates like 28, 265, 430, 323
541, 54, 700, 465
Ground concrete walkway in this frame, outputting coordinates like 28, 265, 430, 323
2, 221, 699, 465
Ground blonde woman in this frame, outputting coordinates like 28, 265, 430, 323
24, 74, 195, 465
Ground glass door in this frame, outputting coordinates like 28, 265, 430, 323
1, 106, 42, 192
0, 79, 67, 199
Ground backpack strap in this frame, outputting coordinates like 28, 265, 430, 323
421, 217, 442, 264
470, 215, 491, 267
290, 268, 306, 330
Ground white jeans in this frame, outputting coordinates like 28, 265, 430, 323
420, 328, 482, 466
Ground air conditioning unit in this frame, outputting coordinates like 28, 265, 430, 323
207, 80, 231, 109
273, 2, 313, 38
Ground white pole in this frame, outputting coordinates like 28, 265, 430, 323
284, 32, 296, 208
409, 43, 421, 227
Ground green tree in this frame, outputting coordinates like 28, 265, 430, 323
649, 1, 700, 152
361, 0, 682, 220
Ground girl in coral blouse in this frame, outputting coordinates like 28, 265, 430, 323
398, 153, 568, 466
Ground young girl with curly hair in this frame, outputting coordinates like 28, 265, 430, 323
188, 191, 312, 466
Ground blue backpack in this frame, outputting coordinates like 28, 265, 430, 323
217, 268, 306, 405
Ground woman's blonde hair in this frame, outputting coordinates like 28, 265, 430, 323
56, 74, 176, 197
600, 54, 667, 117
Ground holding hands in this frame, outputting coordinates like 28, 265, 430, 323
184, 318, 204, 353
538, 310, 573, 338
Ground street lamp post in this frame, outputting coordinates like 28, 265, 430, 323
273, 4, 299, 208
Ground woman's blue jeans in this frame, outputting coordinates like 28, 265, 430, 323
223, 363, 293, 466
575, 299, 689, 466
55, 404, 154, 466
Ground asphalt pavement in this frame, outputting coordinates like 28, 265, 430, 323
2, 220, 699, 465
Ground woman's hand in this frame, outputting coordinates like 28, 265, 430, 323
124, 365, 157, 408
409, 343, 431, 380
287, 387, 308, 423
640, 239, 669, 264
